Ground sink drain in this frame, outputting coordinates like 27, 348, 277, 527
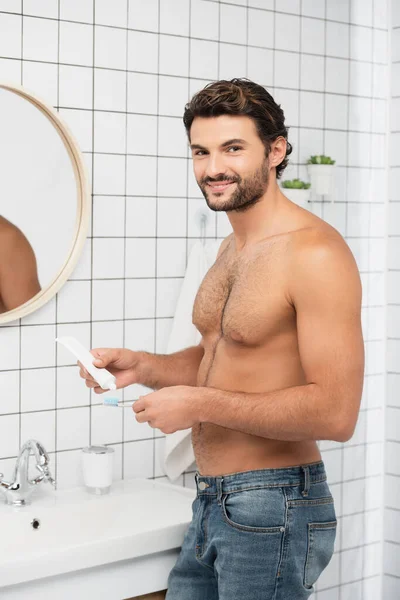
31, 518, 40, 530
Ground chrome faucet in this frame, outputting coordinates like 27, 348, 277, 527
0, 439, 56, 506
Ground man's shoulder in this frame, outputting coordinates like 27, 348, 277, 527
0, 217, 32, 255
0, 215, 15, 231
0, 216, 24, 240
292, 220, 347, 254
289, 222, 357, 276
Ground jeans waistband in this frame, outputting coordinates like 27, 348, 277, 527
194, 460, 326, 496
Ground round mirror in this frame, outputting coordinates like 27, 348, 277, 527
0, 83, 90, 323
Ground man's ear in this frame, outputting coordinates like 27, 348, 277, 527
269, 136, 287, 169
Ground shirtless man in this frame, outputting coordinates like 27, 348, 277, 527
80, 79, 364, 599
0, 216, 41, 313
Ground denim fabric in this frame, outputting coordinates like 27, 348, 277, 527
165, 460, 337, 599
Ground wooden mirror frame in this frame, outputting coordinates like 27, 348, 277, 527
0, 82, 91, 324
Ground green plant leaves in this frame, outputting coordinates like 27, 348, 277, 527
281, 178, 311, 189
307, 155, 335, 165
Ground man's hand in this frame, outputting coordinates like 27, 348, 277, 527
133, 385, 201, 434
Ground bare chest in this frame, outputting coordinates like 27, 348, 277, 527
192, 242, 294, 347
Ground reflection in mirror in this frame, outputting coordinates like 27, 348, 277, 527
0, 215, 41, 313
0, 87, 77, 315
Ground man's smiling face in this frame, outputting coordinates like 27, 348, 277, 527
190, 114, 270, 213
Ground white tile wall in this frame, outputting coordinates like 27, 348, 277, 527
384, 8, 400, 597
0, 0, 393, 595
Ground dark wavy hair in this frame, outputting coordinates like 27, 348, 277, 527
183, 78, 292, 179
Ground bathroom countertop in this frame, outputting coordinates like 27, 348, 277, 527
0, 477, 196, 588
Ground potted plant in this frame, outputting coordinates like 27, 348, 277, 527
307, 155, 335, 196
280, 179, 311, 208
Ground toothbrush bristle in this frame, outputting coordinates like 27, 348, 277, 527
103, 397, 119, 406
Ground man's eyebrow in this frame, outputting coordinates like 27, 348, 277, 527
190, 138, 248, 151
220, 138, 247, 148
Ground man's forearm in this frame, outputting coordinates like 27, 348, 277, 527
138, 345, 204, 390
196, 383, 350, 443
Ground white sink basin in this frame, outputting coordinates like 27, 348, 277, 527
0, 477, 196, 590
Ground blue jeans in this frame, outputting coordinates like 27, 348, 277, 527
165, 460, 337, 599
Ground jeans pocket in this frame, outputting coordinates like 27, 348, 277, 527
221, 487, 286, 533
303, 521, 337, 589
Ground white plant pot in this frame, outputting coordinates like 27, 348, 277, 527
281, 187, 311, 208
307, 164, 335, 196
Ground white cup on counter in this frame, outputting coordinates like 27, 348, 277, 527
81, 445, 114, 495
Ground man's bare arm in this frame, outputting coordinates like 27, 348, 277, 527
0, 224, 41, 312
195, 233, 365, 442
139, 343, 205, 390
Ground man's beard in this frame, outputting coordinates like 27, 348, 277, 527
198, 158, 270, 214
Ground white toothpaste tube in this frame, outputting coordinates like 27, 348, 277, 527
56, 336, 117, 391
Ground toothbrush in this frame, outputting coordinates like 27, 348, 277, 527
102, 397, 134, 409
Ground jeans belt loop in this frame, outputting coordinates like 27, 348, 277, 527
301, 466, 310, 497
216, 477, 224, 506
